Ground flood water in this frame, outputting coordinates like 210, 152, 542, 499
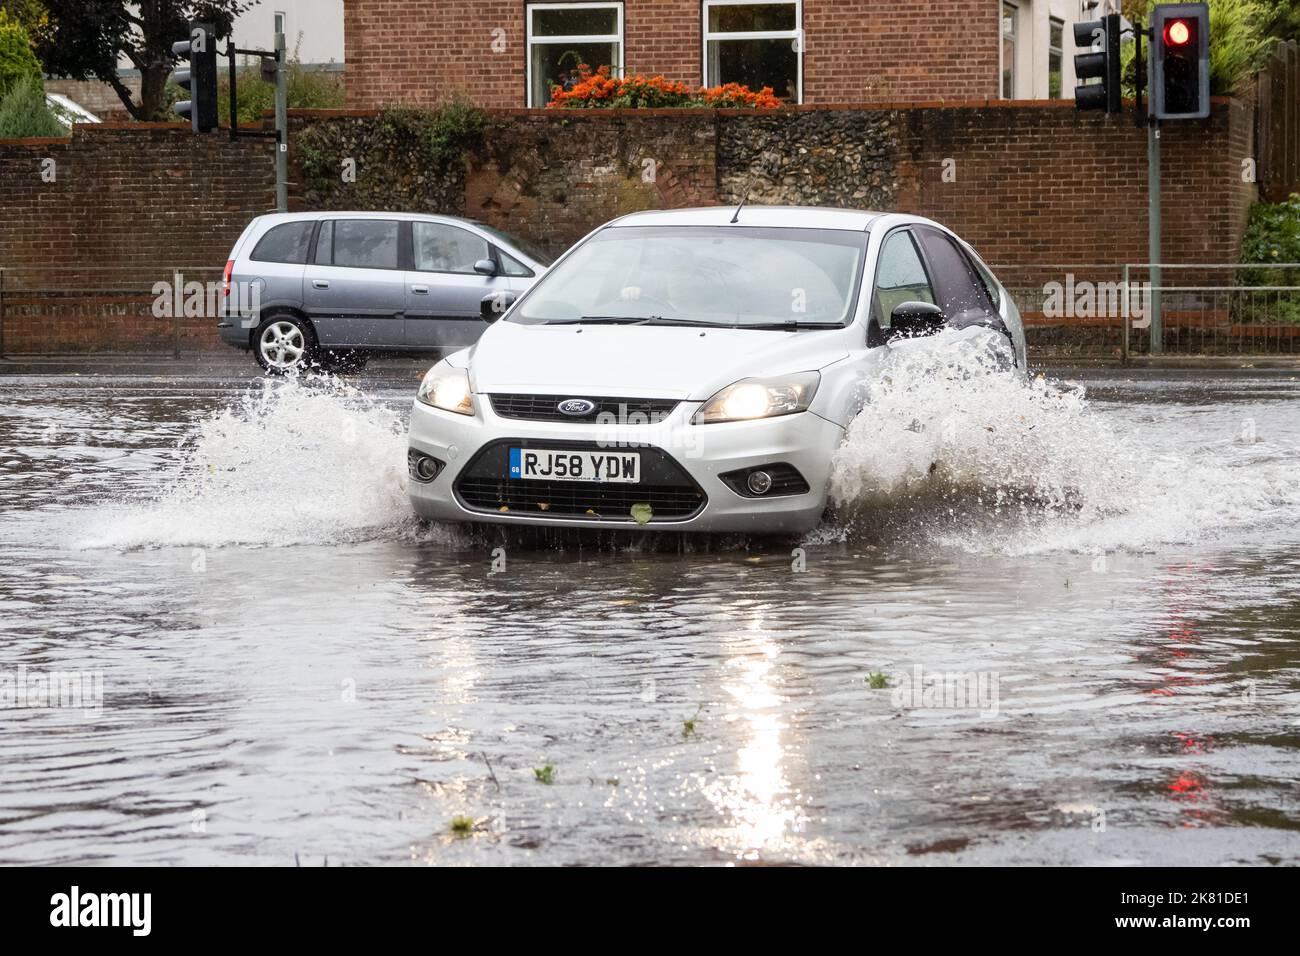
1, 352, 1298, 866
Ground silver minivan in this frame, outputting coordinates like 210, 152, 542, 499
218, 211, 551, 373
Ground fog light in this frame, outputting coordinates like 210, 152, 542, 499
408, 450, 444, 483
747, 470, 773, 495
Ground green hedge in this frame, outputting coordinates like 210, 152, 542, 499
0, 74, 64, 138
1238, 193, 1300, 323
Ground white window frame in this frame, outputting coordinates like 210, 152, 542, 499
701, 0, 803, 104
1000, 1, 1019, 100
1048, 16, 1065, 99
524, 2, 625, 108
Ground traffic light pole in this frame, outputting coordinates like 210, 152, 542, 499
1146, 19, 1163, 356
274, 16, 288, 213
223, 25, 288, 213
1148, 117, 1162, 355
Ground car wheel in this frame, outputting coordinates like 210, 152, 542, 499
254, 315, 317, 374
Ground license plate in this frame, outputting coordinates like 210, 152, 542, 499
508, 448, 640, 483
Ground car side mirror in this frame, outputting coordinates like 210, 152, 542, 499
480, 290, 517, 322
887, 301, 946, 340
473, 258, 498, 277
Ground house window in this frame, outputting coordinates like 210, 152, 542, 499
702, 1, 802, 103
526, 2, 624, 107
1048, 17, 1064, 98
1001, 2, 1017, 99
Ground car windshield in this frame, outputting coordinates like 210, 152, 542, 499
476, 223, 556, 267
511, 225, 868, 328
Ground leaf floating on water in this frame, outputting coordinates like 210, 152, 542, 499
630, 503, 653, 525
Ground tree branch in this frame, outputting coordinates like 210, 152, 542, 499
106, 72, 145, 121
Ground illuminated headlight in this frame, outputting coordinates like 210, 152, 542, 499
692, 372, 820, 424
416, 363, 474, 416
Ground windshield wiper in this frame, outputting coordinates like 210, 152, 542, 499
544, 316, 655, 325
742, 320, 845, 331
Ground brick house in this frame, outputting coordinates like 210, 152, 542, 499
345, 0, 1112, 109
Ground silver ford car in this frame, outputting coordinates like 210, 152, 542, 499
217, 211, 552, 373
406, 206, 1027, 534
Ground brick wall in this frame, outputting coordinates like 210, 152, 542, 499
0, 124, 274, 353
897, 98, 1256, 268
344, 0, 999, 110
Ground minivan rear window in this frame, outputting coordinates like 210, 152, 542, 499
250, 221, 314, 264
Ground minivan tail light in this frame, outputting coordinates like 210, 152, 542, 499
222, 259, 234, 296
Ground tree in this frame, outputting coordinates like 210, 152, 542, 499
0, 8, 42, 98
0, 1, 48, 37
1256, 0, 1300, 46
35, 1, 253, 121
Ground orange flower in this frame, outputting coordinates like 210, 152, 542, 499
547, 65, 780, 109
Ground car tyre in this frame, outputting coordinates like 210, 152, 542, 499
254, 314, 318, 375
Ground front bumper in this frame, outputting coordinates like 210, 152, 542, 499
406, 394, 844, 533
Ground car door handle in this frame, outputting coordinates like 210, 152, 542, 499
312, 279, 330, 289
411, 285, 429, 294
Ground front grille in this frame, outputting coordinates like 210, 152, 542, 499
488, 394, 679, 424
455, 440, 705, 521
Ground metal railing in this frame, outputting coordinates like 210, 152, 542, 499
1120, 263, 1300, 358
2, 262, 1297, 361
992, 262, 1300, 359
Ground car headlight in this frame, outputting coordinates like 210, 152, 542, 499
692, 372, 820, 424
416, 364, 474, 416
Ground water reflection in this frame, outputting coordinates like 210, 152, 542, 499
713, 625, 803, 856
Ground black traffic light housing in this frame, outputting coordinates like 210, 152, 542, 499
1152, 3, 1210, 120
173, 23, 218, 132
1074, 13, 1122, 114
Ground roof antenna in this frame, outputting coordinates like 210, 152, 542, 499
729, 176, 756, 224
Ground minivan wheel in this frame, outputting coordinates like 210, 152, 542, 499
254, 315, 317, 374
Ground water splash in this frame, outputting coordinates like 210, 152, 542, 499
824, 329, 1300, 554
71, 337, 1300, 555
79, 375, 427, 549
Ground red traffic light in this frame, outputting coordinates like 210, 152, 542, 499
1164, 19, 1192, 46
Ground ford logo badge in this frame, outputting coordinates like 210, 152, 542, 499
558, 398, 596, 416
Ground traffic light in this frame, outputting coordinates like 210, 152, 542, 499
1073, 12, 1121, 113
172, 23, 218, 132
1152, 3, 1210, 119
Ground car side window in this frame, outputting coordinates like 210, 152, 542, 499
915, 227, 996, 320
874, 231, 935, 326
331, 219, 400, 270
498, 249, 533, 278
412, 222, 490, 274
313, 220, 333, 264
250, 221, 314, 264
